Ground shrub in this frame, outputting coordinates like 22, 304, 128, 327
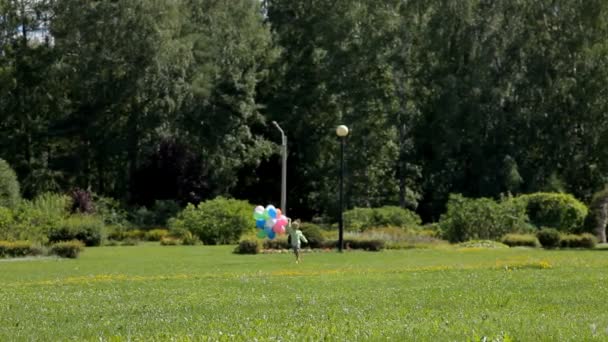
0, 206, 15, 240
145, 229, 169, 241
50, 240, 85, 258
123, 229, 145, 240
0, 241, 41, 258
70, 188, 94, 214
48, 215, 106, 246
151, 200, 181, 227
439, 194, 529, 243
457, 240, 509, 248
517, 192, 588, 233
322, 239, 385, 251
93, 195, 128, 226
10, 193, 71, 243
0, 159, 20, 208
160, 236, 182, 246
129, 206, 157, 228
536, 228, 561, 249
501, 234, 540, 248
234, 239, 260, 254
296, 223, 325, 248
170, 197, 252, 245
560, 233, 598, 249
263, 237, 290, 250
343, 206, 421, 232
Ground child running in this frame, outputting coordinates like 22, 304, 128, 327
287, 219, 308, 263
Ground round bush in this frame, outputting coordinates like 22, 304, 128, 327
169, 197, 252, 245
0, 159, 20, 209
518, 192, 588, 233
234, 239, 260, 254
501, 234, 540, 248
536, 228, 561, 249
439, 194, 528, 243
0, 206, 15, 240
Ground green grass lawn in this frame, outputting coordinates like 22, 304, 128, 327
1, 245, 608, 341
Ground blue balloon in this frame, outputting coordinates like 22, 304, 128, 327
264, 226, 273, 235
268, 231, 276, 240
268, 208, 277, 219
255, 219, 265, 229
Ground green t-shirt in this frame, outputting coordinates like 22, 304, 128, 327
287, 227, 308, 248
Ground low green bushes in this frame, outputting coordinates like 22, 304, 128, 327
48, 215, 105, 246
169, 197, 252, 245
440, 194, 529, 243
0, 241, 43, 258
536, 228, 561, 249
145, 229, 169, 241
49, 240, 84, 258
518, 192, 588, 233
501, 234, 540, 248
234, 240, 261, 254
343, 206, 421, 232
559, 233, 598, 249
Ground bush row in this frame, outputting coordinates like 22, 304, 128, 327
343, 206, 422, 232
0, 240, 84, 258
440, 192, 591, 243
234, 238, 385, 254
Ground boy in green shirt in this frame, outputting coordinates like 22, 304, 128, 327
287, 219, 308, 263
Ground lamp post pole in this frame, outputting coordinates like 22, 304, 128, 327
272, 121, 287, 215
336, 125, 349, 252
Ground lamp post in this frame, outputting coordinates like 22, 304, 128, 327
272, 121, 287, 215
336, 125, 349, 252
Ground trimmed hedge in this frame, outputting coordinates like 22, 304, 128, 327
501, 234, 540, 248
234, 239, 260, 254
517, 192, 588, 233
536, 228, 561, 249
0, 240, 42, 258
50, 240, 84, 258
560, 233, 598, 249
322, 239, 385, 251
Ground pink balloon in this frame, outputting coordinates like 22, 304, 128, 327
276, 226, 286, 234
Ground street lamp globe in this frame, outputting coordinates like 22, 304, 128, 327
336, 125, 349, 137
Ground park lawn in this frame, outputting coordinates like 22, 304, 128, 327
1, 245, 608, 341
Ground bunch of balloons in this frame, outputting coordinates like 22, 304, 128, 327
253, 205, 289, 239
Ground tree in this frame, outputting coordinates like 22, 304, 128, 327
0, 158, 20, 208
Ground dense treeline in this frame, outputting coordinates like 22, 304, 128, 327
1, 0, 607, 221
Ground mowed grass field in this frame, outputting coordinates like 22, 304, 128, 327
1, 245, 608, 341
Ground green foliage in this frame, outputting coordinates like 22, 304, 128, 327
0, 241, 42, 258
0, 206, 15, 241
169, 197, 252, 245
536, 228, 561, 249
151, 200, 181, 227
49, 240, 85, 258
145, 229, 169, 242
559, 234, 598, 249
263, 237, 290, 250
457, 240, 510, 249
48, 215, 106, 246
501, 234, 540, 248
296, 223, 324, 248
10, 193, 71, 242
439, 194, 529, 243
160, 237, 181, 246
517, 193, 588, 232
322, 239, 385, 251
0, 159, 20, 208
343, 206, 421, 232
234, 239, 260, 254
